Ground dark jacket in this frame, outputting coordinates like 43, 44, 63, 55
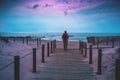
62, 33, 69, 41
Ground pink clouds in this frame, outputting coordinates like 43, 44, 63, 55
15, 0, 105, 15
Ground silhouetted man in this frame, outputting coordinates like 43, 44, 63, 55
62, 30, 69, 50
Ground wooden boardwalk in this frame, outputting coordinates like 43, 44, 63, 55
32, 48, 97, 80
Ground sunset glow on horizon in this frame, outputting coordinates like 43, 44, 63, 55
1, 0, 120, 33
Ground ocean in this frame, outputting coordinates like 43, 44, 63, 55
0, 32, 120, 41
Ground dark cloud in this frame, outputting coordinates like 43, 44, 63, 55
33, 4, 39, 9
56, 0, 72, 4
56, 0, 120, 3
45, 3, 52, 7
26, 4, 39, 9
64, 11, 68, 15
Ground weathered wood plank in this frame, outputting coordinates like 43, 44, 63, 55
32, 49, 97, 80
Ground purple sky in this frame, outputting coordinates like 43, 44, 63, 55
0, 0, 109, 14
0, 0, 120, 33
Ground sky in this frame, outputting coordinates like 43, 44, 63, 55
0, 0, 120, 33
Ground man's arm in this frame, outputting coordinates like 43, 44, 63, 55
62, 34, 64, 39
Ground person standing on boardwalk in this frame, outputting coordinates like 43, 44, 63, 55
62, 30, 69, 50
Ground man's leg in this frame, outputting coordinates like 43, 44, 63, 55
63, 40, 65, 50
64, 44, 66, 50
65, 41, 68, 50
63, 40, 68, 51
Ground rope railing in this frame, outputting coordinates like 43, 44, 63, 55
0, 39, 57, 80
80, 39, 120, 79
0, 53, 14, 57
5, 48, 31, 53
20, 52, 32, 59
0, 61, 14, 71
1, 38, 119, 80
87, 36, 120, 48
0, 48, 32, 57
0, 51, 32, 72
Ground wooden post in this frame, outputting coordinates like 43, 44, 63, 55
119, 37, 120, 46
53, 40, 55, 51
115, 59, 120, 80
55, 39, 56, 48
106, 37, 109, 45
47, 42, 50, 57
84, 42, 87, 58
112, 37, 114, 48
53, 39, 56, 49
37, 38, 39, 47
22, 37, 24, 44
14, 56, 20, 80
33, 48, 36, 73
13, 37, 15, 42
97, 37, 99, 48
83, 42, 85, 54
42, 45, 45, 63
26, 37, 28, 45
97, 48, 102, 74
81, 41, 83, 54
39, 38, 41, 45
119, 42, 120, 47
51, 41, 53, 53
89, 45, 92, 64
54, 40, 56, 49
79, 40, 81, 50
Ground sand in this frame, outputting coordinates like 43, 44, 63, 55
0, 37, 120, 80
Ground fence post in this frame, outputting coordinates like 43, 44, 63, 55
39, 38, 41, 45
14, 56, 20, 80
55, 39, 56, 48
84, 42, 87, 58
97, 37, 99, 48
47, 42, 50, 57
51, 41, 53, 53
119, 42, 120, 47
13, 37, 15, 42
81, 41, 83, 54
26, 37, 28, 45
37, 38, 39, 47
22, 37, 24, 44
115, 59, 120, 80
106, 37, 109, 45
79, 40, 81, 50
97, 48, 102, 74
89, 45, 92, 64
53, 40, 55, 51
42, 45, 45, 63
33, 48, 36, 73
112, 37, 114, 48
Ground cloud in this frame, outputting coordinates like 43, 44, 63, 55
23, 0, 105, 15
33, 4, 39, 9
6, 0, 118, 15
26, 4, 39, 9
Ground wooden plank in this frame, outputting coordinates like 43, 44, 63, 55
32, 49, 97, 80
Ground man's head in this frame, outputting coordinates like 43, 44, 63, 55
64, 30, 67, 33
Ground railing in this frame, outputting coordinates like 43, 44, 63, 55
87, 36, 120, 48
0, 36, 42, 47
80, 37, 120, 80
1, 36, 119, 80
0, 39, 57, 80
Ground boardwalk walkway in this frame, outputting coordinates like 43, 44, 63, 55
32, 48, 97, 80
